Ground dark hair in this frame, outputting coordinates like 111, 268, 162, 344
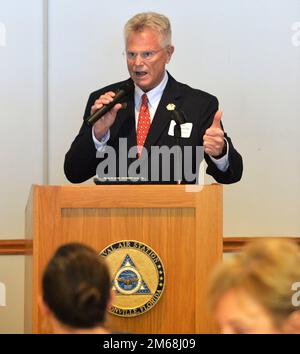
42, 243, 111, 328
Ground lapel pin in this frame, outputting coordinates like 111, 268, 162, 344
166, 103, 176, 111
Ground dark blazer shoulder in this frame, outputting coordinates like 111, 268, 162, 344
168, 73, 216, 96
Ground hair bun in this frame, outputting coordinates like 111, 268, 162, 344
75, 282, 101, 310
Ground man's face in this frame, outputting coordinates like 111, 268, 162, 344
126, 28, 174, 92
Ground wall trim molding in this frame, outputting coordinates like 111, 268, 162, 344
0, 240, 32, 255
0, 237, 299, 255
223, 237, 300, 252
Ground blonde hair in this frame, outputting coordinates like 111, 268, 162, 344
209, 238, 300, 324
124, 12, 172, 47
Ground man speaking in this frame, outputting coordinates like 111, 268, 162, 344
64, 12, 243, 184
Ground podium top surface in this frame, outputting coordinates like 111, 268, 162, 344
27, 184, 222, 210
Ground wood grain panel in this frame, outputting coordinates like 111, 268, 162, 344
24, 184, 223, 334
60, 207, 196, 334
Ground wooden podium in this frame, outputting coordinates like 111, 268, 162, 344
25, 184, 222, 334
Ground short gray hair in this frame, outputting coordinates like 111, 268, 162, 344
124, 12, 172, 47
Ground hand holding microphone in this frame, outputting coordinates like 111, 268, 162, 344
85, 82, 133, 140
90, 92, 123, 140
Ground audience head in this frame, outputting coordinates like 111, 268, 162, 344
209, 238, 300, 334
41, 243, 111, 334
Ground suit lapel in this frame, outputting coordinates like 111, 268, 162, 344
143, 74, 182, 153
110, 91, 137, 150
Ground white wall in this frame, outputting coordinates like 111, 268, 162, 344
0, 0, 45, 333
0, 0, 44, 238
0, 255, 24, 333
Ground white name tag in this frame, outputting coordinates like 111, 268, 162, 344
168, 120, 193, 138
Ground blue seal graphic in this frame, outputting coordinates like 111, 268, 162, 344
117, 269, 139, 291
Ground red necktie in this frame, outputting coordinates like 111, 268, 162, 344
136, 94, 151, 157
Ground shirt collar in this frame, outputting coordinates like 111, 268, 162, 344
134, 71, 169, 108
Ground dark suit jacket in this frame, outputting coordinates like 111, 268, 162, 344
64, 73, 243, 184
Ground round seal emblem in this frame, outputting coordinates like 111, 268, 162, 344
100, 240, 165, 317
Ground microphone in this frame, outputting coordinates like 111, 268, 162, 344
171, 109, 187, 139
171, 109, 187, 125
85, 81, 134, 126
